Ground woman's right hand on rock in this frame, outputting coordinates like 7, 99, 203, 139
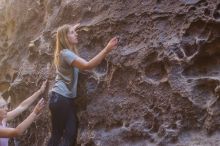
106, 37, 118, 52
33, 98, 45, 115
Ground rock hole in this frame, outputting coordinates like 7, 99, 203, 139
213, 4, 220, 19
95, 59, 108, 74
204, 8, 210, 16
187, 79, 193, 83
189, 6, 196, 12
156, 0, 162, 4
145, 62, 167, 81
86, 78, 98, 94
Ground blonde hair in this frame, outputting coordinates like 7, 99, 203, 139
54, 24, 78, 68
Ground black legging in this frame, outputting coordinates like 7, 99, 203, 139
48, 92, 78, 146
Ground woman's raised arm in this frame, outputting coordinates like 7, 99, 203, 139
71, 37, 118, 70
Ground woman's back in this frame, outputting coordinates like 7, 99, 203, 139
52, 49, 79, 98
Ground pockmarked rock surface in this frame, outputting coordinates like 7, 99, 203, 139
0, 0, 220, 145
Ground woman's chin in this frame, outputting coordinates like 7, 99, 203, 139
71, 41, 78, 45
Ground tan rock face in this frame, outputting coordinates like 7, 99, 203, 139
1, 0, 220, 145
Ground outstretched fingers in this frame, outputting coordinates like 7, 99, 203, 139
106, 36, 118, 51
34, 98, 46, 115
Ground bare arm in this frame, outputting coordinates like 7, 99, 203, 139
0, 127, 20, 138
6, 80, 47, 121
0, 113, 37, 137
0, 98, 45, 138
72, 37, 118, 70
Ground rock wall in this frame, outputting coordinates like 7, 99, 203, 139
0, 0, 220, 145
